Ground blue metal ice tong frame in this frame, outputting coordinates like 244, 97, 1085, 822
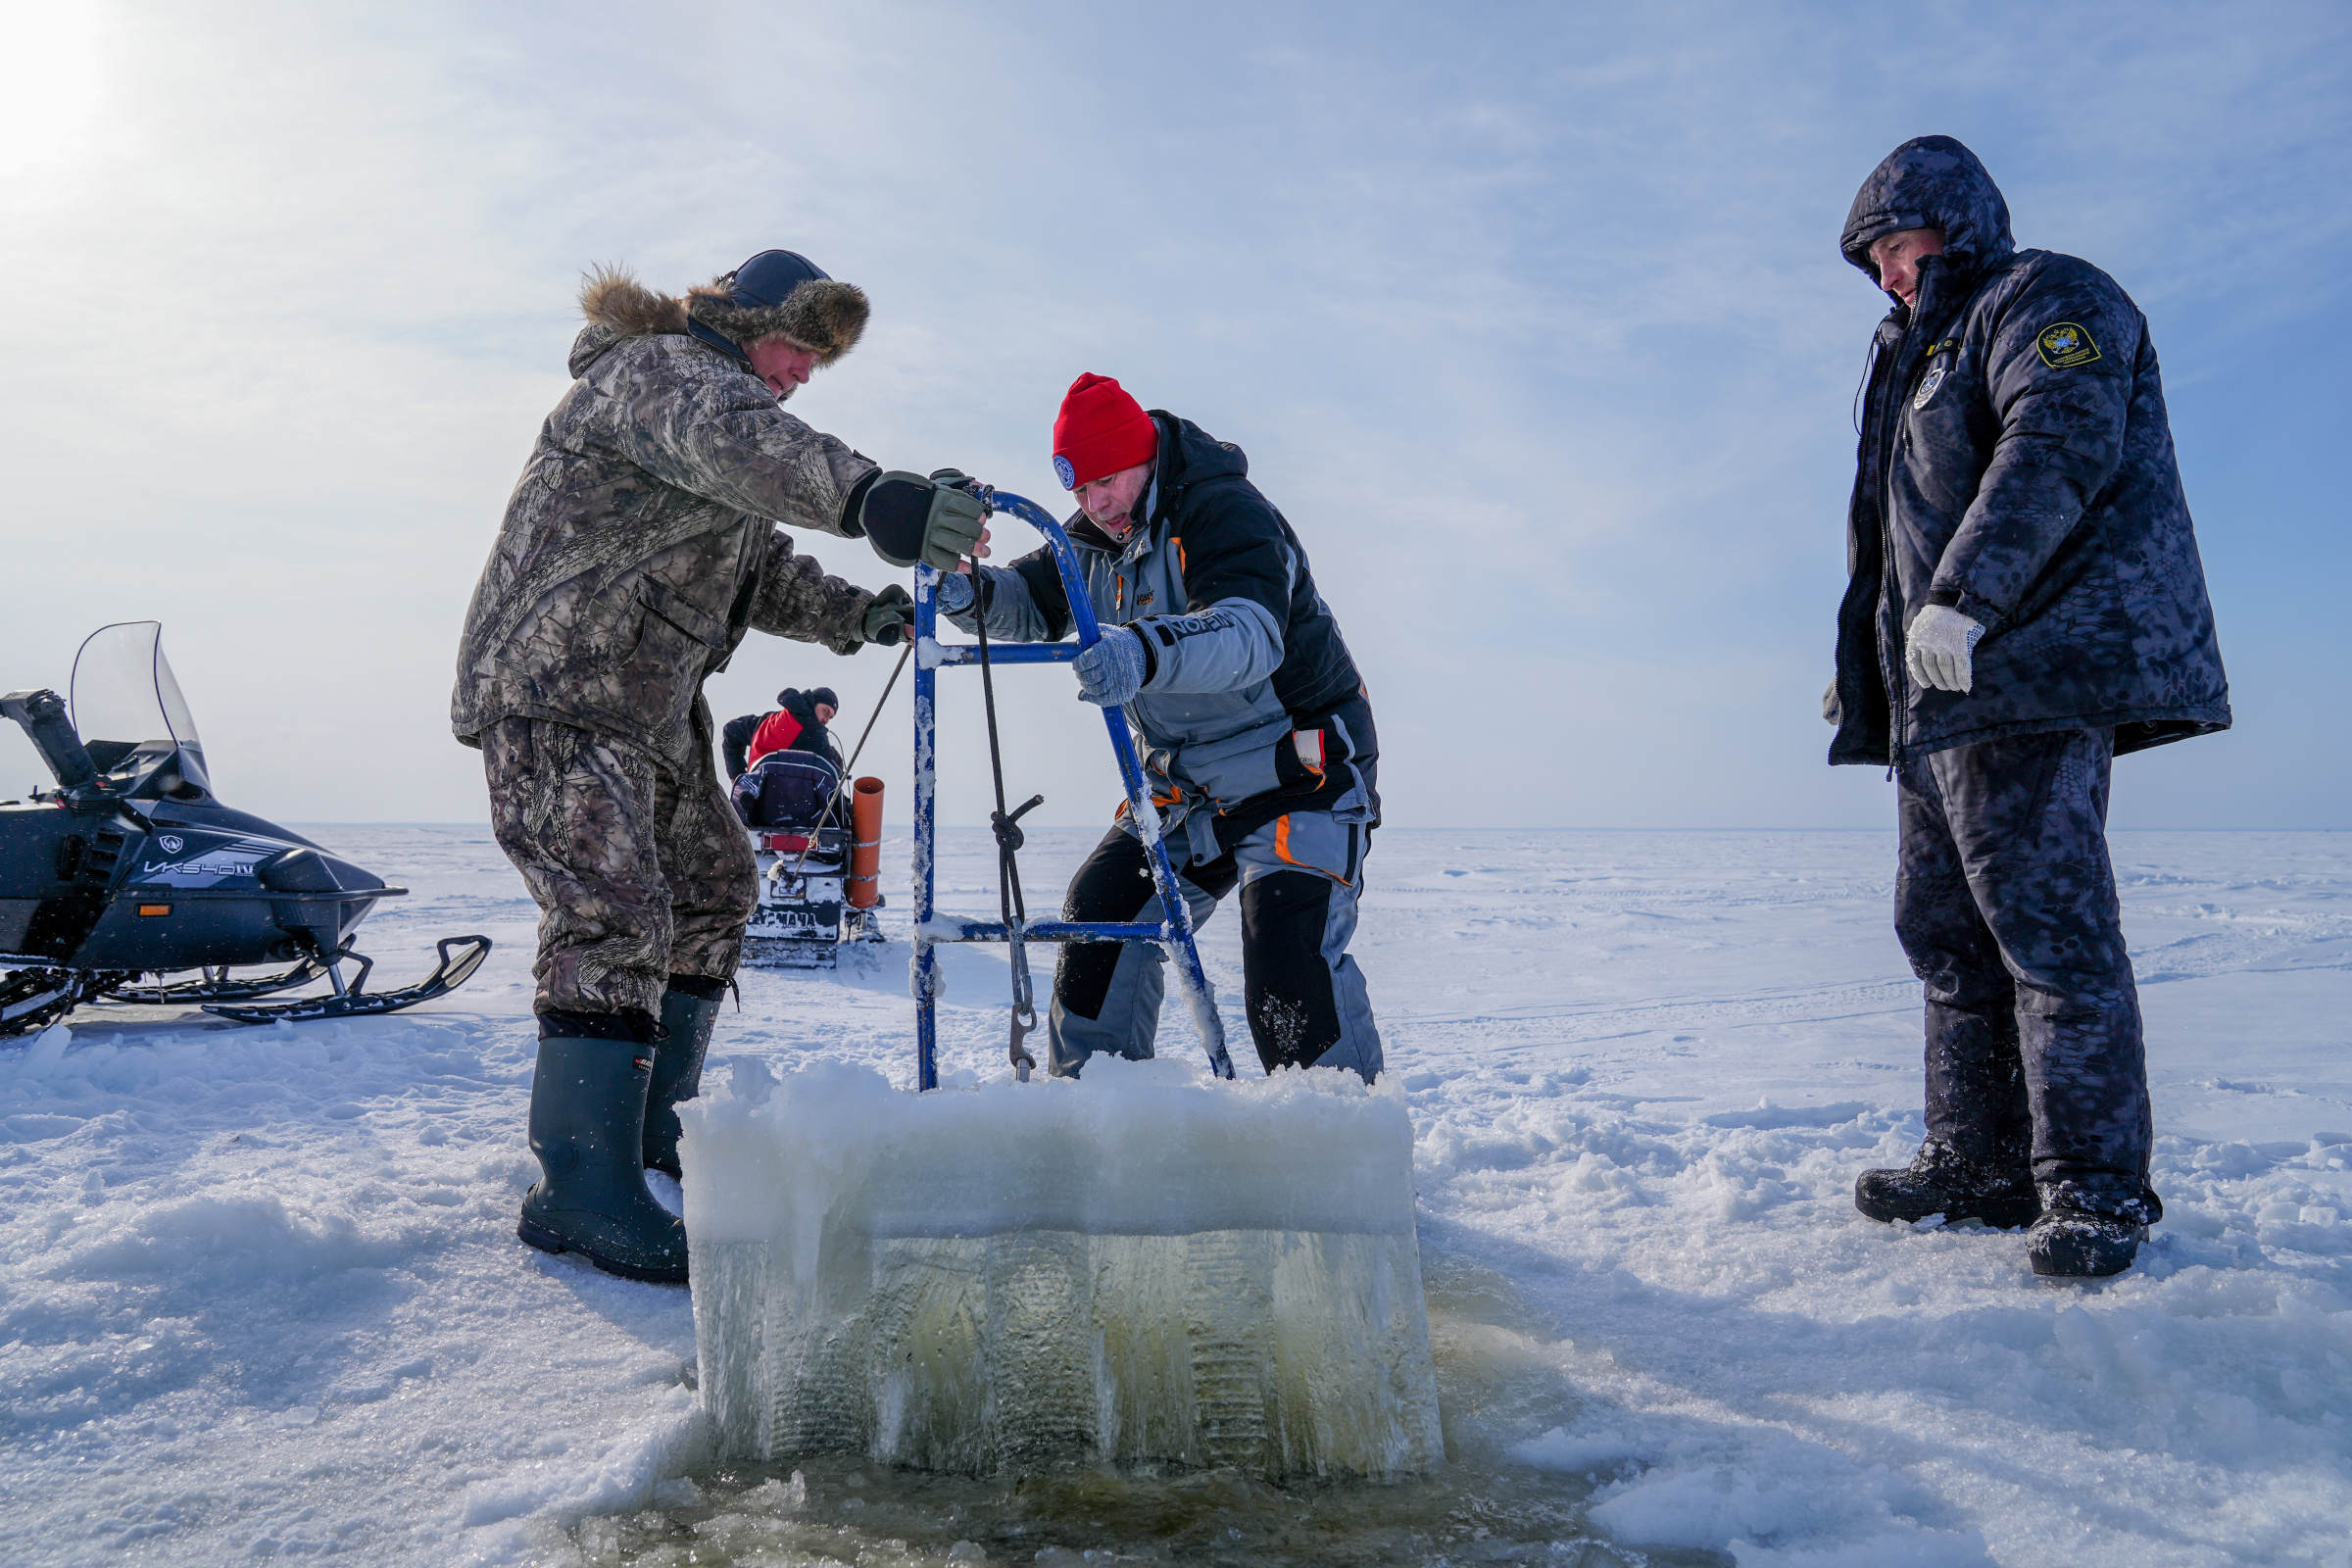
910, 488, 1235, 1090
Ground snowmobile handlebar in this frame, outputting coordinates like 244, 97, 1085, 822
1, 688, 98, 790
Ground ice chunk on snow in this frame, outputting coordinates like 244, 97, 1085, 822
678, 1055, 1441, 1479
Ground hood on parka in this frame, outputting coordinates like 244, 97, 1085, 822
566, 264, 868, 377
1840, 136, 2015, 295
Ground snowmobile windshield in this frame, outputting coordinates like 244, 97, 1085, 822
69, 621, 210, 795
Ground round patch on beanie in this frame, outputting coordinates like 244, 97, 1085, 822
1053, 453, 1077, 490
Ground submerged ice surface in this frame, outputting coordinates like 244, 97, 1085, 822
678, 1055, 1443, 1479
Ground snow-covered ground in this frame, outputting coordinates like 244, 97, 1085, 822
4, 826, 2348, 1566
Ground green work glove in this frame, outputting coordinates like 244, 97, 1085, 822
859, 470, 989, 571
861, 584, 914, 646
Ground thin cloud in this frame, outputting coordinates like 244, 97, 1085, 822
0, 0, 2340, 828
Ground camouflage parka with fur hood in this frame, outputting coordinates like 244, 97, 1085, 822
452, 269, 883, 768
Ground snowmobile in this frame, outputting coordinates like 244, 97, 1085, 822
733, 747, 884, 969
0, 621, 490, 1038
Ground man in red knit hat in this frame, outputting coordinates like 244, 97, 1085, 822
941, 373, 1383, 1082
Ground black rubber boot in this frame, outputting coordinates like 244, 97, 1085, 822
1854, 1139, 2039, 1229
2028, 1209, 2145, 1277
2028, 1183, 2158, 1278
517, 1010, 690, 1285
644, 974, 725, 1179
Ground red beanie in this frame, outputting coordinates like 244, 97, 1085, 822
1051, 372, 1158, 490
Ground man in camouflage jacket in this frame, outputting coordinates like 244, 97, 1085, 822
453, 248, 987, 1283
1829, 138, 2230, 1279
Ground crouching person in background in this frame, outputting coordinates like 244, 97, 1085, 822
452, 249, 986, 1283
943, 373, 1384, 1084
723, 686, 842, 779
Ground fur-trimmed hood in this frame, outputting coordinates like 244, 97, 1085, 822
573, 264, 868, 368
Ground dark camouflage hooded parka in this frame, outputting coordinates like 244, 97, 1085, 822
1830, 136, 2230, 766
452, 271, 884, 769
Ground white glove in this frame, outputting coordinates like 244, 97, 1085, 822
1904, 604, 1985, 694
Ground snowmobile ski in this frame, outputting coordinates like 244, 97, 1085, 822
102, 956, 332, 1005
203, 935, 493, 1024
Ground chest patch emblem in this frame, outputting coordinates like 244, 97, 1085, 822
2036, 322, 2100, 368
1912, 362, 1948, 411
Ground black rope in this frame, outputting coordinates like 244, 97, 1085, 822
973, 569, 1045, 1080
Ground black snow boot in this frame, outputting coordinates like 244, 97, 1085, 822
1854, 1139, 2039, 1229
517, 1009, 690, 1285
2028, 1184, 2159, 1278
643, 974, 726, 1179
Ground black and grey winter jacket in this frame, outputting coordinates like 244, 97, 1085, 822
948, 413, 1375, 862
1830, 135, 2230, 766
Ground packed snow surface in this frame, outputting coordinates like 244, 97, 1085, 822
2, 826, 2349, 1565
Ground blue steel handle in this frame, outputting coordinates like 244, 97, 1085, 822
962, 489, 1235, 1081
913, 564, 942, 1089
979, 490, 1108, 646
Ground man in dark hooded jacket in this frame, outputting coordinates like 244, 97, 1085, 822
1829, 137, 2230, 1277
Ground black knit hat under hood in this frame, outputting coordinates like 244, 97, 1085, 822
1841, 136, 2015, 296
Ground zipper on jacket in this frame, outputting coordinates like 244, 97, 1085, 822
1872, 317, 1913, 772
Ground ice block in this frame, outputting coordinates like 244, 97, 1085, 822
680, 1055, 1442, 1479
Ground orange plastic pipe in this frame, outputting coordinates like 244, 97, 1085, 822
848, 776, 885, 909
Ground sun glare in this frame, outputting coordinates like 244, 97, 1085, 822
0, 2, 106, 178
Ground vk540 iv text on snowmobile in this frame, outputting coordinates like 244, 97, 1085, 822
0, 621, 489, 1038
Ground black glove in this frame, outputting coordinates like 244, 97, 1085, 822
859, 469, 989, 571
861, 584, 914, 646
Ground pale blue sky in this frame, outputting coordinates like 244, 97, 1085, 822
2, 0, 2344, 828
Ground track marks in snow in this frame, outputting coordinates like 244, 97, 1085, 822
1371, 829, 2352, 1566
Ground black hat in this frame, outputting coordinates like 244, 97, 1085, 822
685, 249, 869, 369
728, 250, 829, 309
807, 687, 840, 711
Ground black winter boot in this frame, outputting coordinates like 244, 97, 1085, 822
1854, 1139, 2039, 1229
2028, 1183, 2159, 1278
517, 1010, 690, 1285
644, 974, 725, 1179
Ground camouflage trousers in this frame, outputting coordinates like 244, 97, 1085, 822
1895, 725, 2158, 1222
481, 716, 756, 1019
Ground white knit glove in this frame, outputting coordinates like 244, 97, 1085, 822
1905, 604, 1985, 694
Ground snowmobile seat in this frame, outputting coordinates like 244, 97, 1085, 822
731, 750, 843, 831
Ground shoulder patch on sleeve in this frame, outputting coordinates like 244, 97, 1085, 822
2035, 322, 2100, 368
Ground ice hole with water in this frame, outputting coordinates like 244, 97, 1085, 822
679, 1055, 1443, 1480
